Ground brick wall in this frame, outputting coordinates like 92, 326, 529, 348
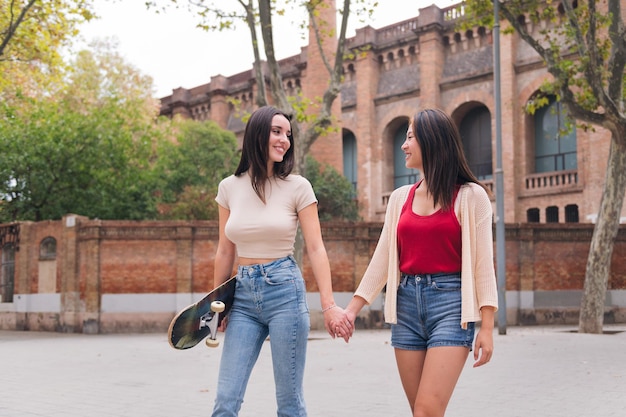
1, 216, 625, 333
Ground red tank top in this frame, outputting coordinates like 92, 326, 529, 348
397, 181, 461, 274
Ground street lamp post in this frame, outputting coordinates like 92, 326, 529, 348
493, 0, 507, 335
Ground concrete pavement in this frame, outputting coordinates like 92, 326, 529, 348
1, 325, 625, 416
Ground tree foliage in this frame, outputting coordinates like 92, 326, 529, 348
0, 97, 159, 221
461, 0, 626, 333
154, 119, 240, 220
304, 156, 360, 221
0, 39, 164, 222
0, 0, 95, 98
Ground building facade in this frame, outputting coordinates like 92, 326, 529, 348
160, 2, 626, 224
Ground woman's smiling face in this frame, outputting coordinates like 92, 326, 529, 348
402, 123, 422, 171
267, 114, 291, 169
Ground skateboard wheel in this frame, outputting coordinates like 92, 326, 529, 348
206, 338, 219, 348
211, 301, 226, 313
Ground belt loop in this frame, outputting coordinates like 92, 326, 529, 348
401, 275, 408, 286
426, 274, 433, 285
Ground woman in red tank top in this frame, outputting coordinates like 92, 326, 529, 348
345, 108, 498, 416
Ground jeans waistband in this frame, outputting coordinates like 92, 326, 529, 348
238, 255, 296, 277
400, 272, 460, 286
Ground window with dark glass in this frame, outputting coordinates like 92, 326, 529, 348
534, 96, 577, 173
546, 206, 559, 223
460, 106, 493, 180
393, 122, 420, 188
565, 204, 579, 223
527, 208, 540, 223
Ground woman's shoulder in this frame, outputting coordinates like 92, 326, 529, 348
282, 174, 314, 190
459, 182, 492, 213
385, 185, 412, 211
389, 184, 412, 202
285, 173, 310, 184
460, 182, 489, 199
271, 174, 314, 197
218, 174, 253, 193
220, 174, 237, 182
219, 174, 240, 187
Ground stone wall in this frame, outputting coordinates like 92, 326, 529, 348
0, 215, 625, 333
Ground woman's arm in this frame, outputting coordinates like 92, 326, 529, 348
472, 187, 499, 311
298, 203, 352, 342
214, 205, 237, 288
473, 306, 495, 367
345, 295, 368, 325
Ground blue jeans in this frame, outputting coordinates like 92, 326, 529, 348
211, 256, 310, 417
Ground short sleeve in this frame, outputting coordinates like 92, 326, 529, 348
215, 176, 232, 209
293, 175, 318, 212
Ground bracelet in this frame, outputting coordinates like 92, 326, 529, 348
321, 304, 337, 313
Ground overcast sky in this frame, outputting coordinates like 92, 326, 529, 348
78, 0, 458, 97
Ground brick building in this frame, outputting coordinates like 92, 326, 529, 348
2, 2, 626, 334
160, 2, 626, 224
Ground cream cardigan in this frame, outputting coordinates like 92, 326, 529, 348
354, 182, 499, 328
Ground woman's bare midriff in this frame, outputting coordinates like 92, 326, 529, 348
237, 257, 279, 266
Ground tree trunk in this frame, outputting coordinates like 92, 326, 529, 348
579, 134, 626, 333
293, 137, 308, 267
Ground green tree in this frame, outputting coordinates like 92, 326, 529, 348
0, 0, 95, 98
304, 156, 360, 221
0, 40, 164, 221
462, 0, 625, 333
154, 119, 239, 220
0, 97, 158, 221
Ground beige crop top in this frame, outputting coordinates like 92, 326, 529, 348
215, 172, 318, 258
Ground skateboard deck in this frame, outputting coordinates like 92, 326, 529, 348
168, 276, 236, 350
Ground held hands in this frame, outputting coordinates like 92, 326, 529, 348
323, 305, 354, 343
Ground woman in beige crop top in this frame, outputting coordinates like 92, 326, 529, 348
210, 106, 351, 417
345, 109, 498, 417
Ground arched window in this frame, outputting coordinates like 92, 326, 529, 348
565, 204, 579, 223
460, 106, 492, 180
40, 237, 57, 260
393, 122, 420, 188
527, 208, 540, 223
546, 206, 559, 223
534, 96, 577, 173
342, 131, 357, 195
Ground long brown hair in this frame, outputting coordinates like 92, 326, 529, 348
234, 106, 294, 202
411, 108, 487, 211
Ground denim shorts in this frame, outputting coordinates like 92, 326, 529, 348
391, 273, 475, 351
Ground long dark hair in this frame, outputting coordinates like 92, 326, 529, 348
234, 106, 294, 202
411, 108, 486, 211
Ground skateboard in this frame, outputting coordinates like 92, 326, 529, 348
168, 276, 236, 350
